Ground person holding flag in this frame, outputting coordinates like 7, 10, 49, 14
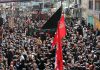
42, 5, 66, 69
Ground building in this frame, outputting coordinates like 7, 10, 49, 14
81, 0, 100, 19
67, 0, 100, 29
72, 0, 82, 18
88, 0, 100, 20
72, 0, 100, 19
80, 0, 100, 28
81, 0, 88, 19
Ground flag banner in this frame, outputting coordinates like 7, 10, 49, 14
55, 43, 63, 70
52, 15, 66, 47
42, 6, 62, 29
52, 32, 58, 47
88, 16, 94, 26
54, 15, 66, 70
94, 16, 100, 30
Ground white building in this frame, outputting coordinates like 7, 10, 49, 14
88, 0, 100, 20
80, 0, 100, 26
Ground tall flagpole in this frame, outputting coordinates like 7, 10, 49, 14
58, 1, 63, 70
57, 18, 63, 70
61, 0, 63, 7
61, 0, 63, 14
43, 0, 44, 9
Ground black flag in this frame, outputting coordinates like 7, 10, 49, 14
42, 6, 62, 29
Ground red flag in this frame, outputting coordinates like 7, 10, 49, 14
55, 43, 63, 70
52, 15, 66, 47
54, 15, 66, 70
52, 32, 58, 47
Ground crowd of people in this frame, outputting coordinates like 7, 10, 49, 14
0, 13, 100, 70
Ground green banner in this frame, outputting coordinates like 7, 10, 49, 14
88, 16, 94, 26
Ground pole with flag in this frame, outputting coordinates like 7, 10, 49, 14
42, 1, 66, 69
55, 14, 66, 70
52, 15, 66, 47
54, 1, 66, 70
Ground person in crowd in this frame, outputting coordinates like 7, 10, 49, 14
0, 13, 100, 70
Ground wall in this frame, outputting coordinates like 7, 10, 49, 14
81, 0, 89, 19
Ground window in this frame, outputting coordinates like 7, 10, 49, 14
89, 0, 93, 10
95, 0, 100, 11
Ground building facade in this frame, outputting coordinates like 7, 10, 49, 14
80, 0, 100, 27
81, 0, 100, 19
88, 0, 100, 20
73, 0, 100, 20
70, 0, 82, 18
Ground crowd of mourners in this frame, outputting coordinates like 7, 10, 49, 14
0, 13, 100, 70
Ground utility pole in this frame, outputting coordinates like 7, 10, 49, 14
68, 0, 70, 8
61, 0, 63, 10
42, 0, 44, 9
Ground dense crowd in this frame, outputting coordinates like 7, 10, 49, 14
0, 14, 100, 70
